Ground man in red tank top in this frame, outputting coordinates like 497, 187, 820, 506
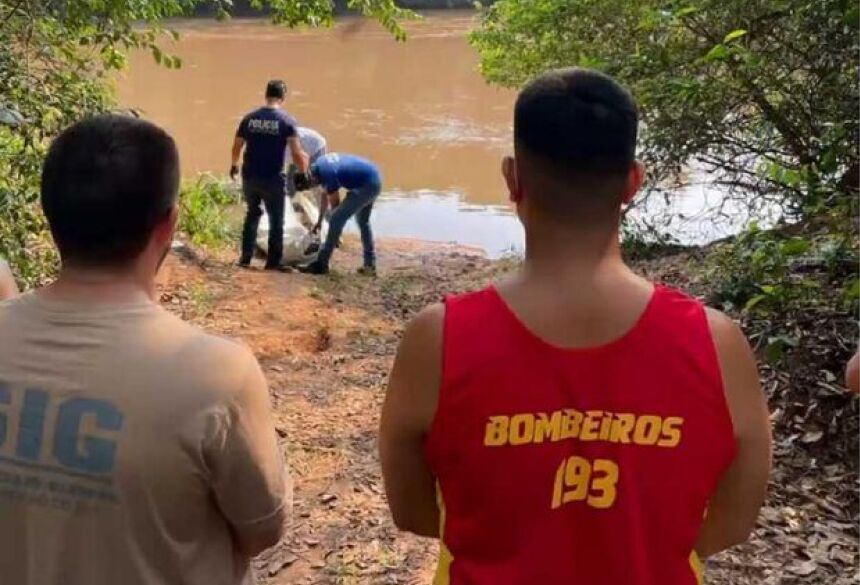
379, 68, 772, 585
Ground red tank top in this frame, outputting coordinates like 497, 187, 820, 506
425, 285, 736, 585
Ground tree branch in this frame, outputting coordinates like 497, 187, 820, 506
680, 14, 813, 166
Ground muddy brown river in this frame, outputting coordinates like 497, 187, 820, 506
117, 12, 745, 257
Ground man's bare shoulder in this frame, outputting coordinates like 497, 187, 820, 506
704, 307, 757, 366
394, 303, 446, 382
390, 302, 446, 411
705, 306, 743, 336
404, 303, 445, 341
704, 306, 765, 434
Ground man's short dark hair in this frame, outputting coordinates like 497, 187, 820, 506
514, 68, 639, 224
41, 114, 180, 266
266, 80, 287, 100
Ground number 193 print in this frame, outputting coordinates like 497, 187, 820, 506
551, 455, 619, 510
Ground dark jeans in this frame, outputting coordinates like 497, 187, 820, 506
240, 176, 286, 267
317, 179, 381, 269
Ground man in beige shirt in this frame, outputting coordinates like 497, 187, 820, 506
0, 257, 17, 299
0, 115, 289, 584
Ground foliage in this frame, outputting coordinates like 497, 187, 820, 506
0, 128, 57, 288
471, 0, 859, 222
705, 223, 858, 312
252, 0, 411, 40
620, 214, 683, 261
703, 223, 858, 362
0, 0, 408, 288
179, 174, 240, 247
706, 226, 811, 312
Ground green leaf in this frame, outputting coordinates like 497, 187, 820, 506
675, 6, 698, 17
744, 294, 767, 311
764, 335, 799, 364
764, 339, 785, 364
780, 238, 811, 256
723, 29, 748, 43
844, 278, 860, 301
704, 44, 731, 62
152, 45, 163, 65
759, 285, 776, 294
820, 149, 838, 173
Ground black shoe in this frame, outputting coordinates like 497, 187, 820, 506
357, 266, 377, 277
298, 261, 330, 275
264, 264, 294, 273
237, 259, 252, 269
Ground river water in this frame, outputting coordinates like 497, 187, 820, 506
117, 12, 743, 257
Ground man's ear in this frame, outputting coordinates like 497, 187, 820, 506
622, 160, 646, 205
153, 206, 179, 248
502, 156, 523, 203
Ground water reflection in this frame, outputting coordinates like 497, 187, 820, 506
349, 182, 762, 259
344, 191, 524, 258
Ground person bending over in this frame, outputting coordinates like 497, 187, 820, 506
287, 126, 329, 202
380, 68, 772, 585
231, 79, 308, 271
295, 153, 382, 276
0, 115, 290, 585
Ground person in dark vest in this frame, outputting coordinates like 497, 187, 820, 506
230, 79, 308, 271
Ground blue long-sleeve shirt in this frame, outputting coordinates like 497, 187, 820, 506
312, 153, 381, 192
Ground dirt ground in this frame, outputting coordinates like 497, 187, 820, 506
158, 235, 858, 585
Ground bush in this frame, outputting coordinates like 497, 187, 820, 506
706, 226, 812, 312
178, 174, 240, 248
620, 215, 683, 262
472, 0, 859, 219
0, 128, 60, 289
703, 223, 858, 362
704, 224, 860, 312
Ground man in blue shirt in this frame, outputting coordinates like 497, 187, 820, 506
230, 80, 308, 271
295, 153, 382, 275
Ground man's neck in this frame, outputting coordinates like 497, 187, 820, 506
39, 266, 155, 305
523, 224, 628, 285
502, 224, 654, 348
264, 100, 282, 109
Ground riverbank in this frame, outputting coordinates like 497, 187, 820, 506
159, 235, 857, 585
193, 1, 480, 16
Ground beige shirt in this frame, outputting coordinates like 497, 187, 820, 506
0, 293, 288, 585
0, 258, 17, 300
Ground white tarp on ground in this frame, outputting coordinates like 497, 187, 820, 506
257, 189, 328, 264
